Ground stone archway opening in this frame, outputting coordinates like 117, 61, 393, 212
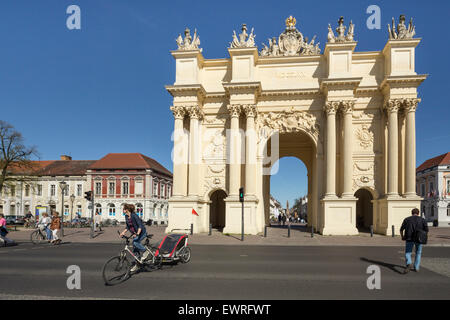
354, 188, 374, 231
209, 189, 227, 230
263, 130, 318, 231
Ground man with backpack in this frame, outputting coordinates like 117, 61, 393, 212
400, 208, 429, 274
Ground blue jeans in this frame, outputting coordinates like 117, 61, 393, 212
405, 241, 423, 271
132, 230, 147, 256
45, 227, 52, 240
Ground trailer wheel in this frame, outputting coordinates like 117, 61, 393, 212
179, 247, 191, 263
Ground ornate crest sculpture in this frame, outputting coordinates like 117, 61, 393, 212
260, 16, 320, 57
327, 16, 355, 43
176, 27, 202, 51
388, 15, 416, 40
230, 24, 256, 48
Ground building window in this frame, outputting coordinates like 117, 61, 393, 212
135, 180, 143, 196
64, 205, 69, 216
122, 182, 129, 195
108, 204, 116, 217
63, 185, 69, 196
25, 185, 30, 197
168, 185, 171, 198
10, 205, 15, 215
136, 203, 143, 218
77, 184, 82, 197
421, 184, 425, 197
153, 182, 158, 197
51, 185, 56, 197
95, 182, 101, 195
10, 185, 15, 197
37, 184, 42, 196
447, 180, 450, 194
95, 204, 102, 215
160, 183, 165, 198
76, 205, 82, 217
109, 182, 115, 195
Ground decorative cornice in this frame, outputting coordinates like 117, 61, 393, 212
380, 75, 427, 90
165, 84, 206, 100
222, 82, 262, 93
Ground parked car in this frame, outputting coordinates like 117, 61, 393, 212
5, 215, 25, 225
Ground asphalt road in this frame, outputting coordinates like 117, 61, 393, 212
0, 242, 449, 300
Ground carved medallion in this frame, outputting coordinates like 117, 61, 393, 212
355, 124, 374, 149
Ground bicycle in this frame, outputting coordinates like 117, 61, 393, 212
102, 232, 162, 286
30, 224, 53, 244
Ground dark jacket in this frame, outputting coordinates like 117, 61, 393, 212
400, 215, 428, 242
125, 213, 145, 234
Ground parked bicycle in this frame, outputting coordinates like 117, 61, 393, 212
102, 232, 162, 286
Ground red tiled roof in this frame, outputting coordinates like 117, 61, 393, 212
38, 160, 96, 176
89, 153, 172, 176
8, 161, 55, 175
416, 152, 450, 172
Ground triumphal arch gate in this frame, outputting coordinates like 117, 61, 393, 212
166, 16, 427, 235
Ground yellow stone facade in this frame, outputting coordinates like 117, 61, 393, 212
166, 16, 427, 236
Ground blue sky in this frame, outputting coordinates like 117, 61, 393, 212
0, 0, 449, 207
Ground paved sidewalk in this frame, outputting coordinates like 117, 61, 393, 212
5, 224, 450, 247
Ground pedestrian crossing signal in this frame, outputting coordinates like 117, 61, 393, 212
239, 187, 244, 202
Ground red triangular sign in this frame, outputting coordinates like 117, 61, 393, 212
192, 208, 199, 216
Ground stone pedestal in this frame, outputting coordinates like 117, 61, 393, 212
321, 198, 359, 235
223, 196, 259, 235
375, 198, 422, 235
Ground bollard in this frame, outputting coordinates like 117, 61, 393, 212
392, 225, 395, 237
264, 225, 267, 238
190, 223, 193, 236
288, 224, 291, 238
311, 226, 314, 238
209, 223, 212, 236
370, 225, 374, 237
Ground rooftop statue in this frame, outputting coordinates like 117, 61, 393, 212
230, 24, 256, 48
327, 16, 355, 43
176, 27, 202, 51
388, 15, 416, 40
260, 16, 320, 57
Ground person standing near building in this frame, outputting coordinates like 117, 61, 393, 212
95, 212, 102, 232
50, 211, 61, 245
400, 208, 429, 274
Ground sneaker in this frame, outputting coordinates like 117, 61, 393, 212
130, 263, 140, 273
403, 264, 412, 274
413, 268, 419, 272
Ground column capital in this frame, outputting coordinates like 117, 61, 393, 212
170, 106, 186, 120
243, 104, 257, 118
403, 98, 421, 113
340, 100, 355, 114
324, 101, 339, 115
384, 99, 402, 113
186, 105, 204, 120
227, 104, 242, 118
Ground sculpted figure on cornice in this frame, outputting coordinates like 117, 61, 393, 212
259, 16, 320, 57
176, 27, 202, 51
230, 24, 256, 48
256, 108, 320, 141
327, 16, 355, 43
388, 15, 416, 40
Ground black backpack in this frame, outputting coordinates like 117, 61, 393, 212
413, 218, 428, 245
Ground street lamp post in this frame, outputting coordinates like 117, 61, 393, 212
59, 181, 67, 237
70, 194, 75, 226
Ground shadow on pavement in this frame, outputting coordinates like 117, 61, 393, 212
360, 257, 405, 274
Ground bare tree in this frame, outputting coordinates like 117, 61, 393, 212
0, 120, 39, 194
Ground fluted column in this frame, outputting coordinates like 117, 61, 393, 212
170, 106, 187, 197
385, 99, 401, 197
341, 101, 355, 198
404, 98, 420, 197
324, 101, 339, 198
187, 105, 203, 197
227, 105, 242, 196
244, 105, 257, 196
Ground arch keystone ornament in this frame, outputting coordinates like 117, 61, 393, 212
165, 15, 427, 236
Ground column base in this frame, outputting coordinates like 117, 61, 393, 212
223, 196, 260, 235
320, 197, 359, 235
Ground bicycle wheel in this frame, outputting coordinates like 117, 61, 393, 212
102, 255, 131, 286
179, 247, 191, 263
30, 230, 45, 245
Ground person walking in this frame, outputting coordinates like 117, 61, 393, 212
50, 211, 61, 245
95, 212, 102, 232
0, 214, 14, 245
400, 208, 429, 274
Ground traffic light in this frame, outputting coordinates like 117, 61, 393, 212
239, 187, 244, 202
84, 191, 92, 201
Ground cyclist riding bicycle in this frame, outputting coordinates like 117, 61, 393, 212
37, 212, 52, 242
119, 204, 149, 272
